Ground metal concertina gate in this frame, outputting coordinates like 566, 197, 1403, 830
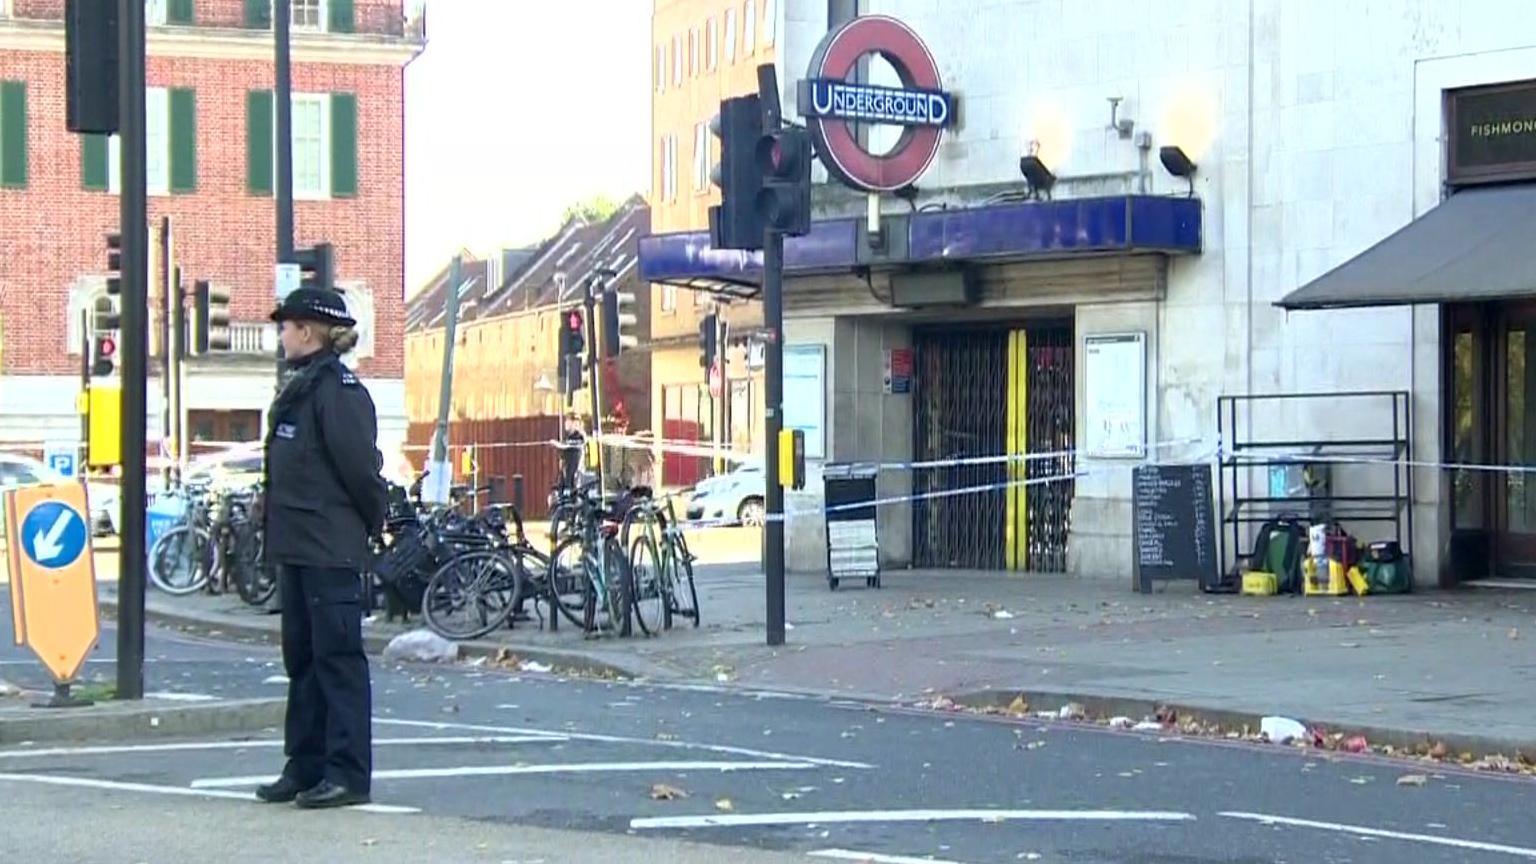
912, 322, 1075, 571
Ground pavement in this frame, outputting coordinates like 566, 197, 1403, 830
83, 527, 1536, 761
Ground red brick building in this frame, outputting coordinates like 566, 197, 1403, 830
0, 0, 422, 451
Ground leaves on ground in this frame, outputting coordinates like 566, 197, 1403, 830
649, 783, 688, 801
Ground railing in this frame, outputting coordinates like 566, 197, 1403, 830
227, 323, 274, 355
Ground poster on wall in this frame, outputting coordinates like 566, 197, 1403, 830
1083, 332, 1146, 459
883, 348, 912, 394
783, 345, 826, 459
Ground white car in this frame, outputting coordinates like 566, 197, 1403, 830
685, 461, 766, 527
0, 452, 118, 537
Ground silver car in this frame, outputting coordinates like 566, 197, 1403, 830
685, 461, 766, 527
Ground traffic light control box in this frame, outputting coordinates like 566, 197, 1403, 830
86, 384, 121, 467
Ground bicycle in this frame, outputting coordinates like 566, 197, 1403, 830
229, 483, 275, 607
621, 488, 700, 635
148, 479, 216, 596
420, 504, 539, 641
546, 477, 633, 638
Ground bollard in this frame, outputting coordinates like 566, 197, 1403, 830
511, 474, 525, 514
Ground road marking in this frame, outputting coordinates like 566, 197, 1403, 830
0, 772, 419, 814
1221, 812, 1536, 859
376, 717, 874, 769
0, 735, 564, 760
192, 760, 820, 788
810, 850, 973, 864
143, 692, 218, 702
631, 808, 1197, 830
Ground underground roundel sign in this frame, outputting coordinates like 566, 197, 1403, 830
797, 15, 956, 193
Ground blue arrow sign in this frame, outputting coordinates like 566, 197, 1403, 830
20, 500, 87, 569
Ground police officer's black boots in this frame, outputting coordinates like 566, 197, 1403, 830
294, 779, 370, 809
254, 776, 309, 803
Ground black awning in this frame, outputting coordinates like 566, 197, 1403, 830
1278, 184, 1536, 310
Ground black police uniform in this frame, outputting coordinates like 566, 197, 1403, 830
259, 288, 387, 808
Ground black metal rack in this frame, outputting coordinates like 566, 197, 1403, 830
1216, 391, 1413, 581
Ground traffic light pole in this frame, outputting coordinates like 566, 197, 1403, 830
79, 309, 90, 454
115, 0, 148, 701
760, 71, 787, 647
584, 281, 604, 492
274, 0, 294, 379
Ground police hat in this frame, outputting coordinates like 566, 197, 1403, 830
271, 287, 356, 328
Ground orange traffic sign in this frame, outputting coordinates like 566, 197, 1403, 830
4, 481, 100, 683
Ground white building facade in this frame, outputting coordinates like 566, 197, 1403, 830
641, 0, 1536, 587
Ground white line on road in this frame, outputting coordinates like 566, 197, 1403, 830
143, 692, 219, 702
376, 717, 874, 769
810, 849, 974, 864
1221, 812, 1536, 859
0, 735, 565, 760
192, 760, 820, 788
631, 808, 1197, 830
0, 772, 419, 814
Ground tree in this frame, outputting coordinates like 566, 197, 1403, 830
560, 195, 620, 225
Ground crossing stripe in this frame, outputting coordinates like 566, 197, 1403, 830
631, 808, 1197, 830
0, 772, 418, 814
0, 735, 564, 760
192, 760, 820, 788
1221, 812, 1536, 859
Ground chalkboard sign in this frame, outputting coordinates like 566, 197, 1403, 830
1132, 463, 1217, 593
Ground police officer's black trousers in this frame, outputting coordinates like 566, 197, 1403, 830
279, 565, 372, 795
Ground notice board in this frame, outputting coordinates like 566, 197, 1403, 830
1132, 463, 1217, 593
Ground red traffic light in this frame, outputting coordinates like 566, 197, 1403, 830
757, 130, 807, 179
567, 310, 583, 331
96, 336, 116, 358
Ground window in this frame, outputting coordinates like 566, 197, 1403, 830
661, 284, 677, 313
725, 8, 737, 63
705, 18, 717, 71
672, 35, 682, 84
693, 122, 709, 193
146, 0, 167, 25
108, 87, 170, 195
245, 90, 357, 199
337, 282, 376, 360
689, 28, 697, 77
743, 0, 757, 54
655, 44, 666, 93
290, 94, 329, 198
660, 135, 678, 203
763, 0, 776, 46
292, 0, 324, 31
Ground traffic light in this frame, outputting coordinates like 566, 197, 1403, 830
558, 308, 585, 395
105, 232, 121, 297
65, 0, 119, 135
600, 285, 639, 357
91, 331, 117, 377
708, 94, 764, 251
190, 279, 231, 355
756, 127, 813, 236
295, 243, 334, 292
698, 312, 718, 374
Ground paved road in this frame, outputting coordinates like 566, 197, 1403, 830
4, 595, 1536, 863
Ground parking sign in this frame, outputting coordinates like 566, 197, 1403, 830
43, 443, 77, 479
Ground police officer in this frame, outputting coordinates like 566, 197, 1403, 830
255, 287, 387, 810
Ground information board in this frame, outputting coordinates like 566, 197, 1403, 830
1132, 463, 1217, 593
1084, 333, 1146, 459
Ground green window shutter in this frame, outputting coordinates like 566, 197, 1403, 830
0, 81, 26, 188
328, 0, 354, 33
244, 0, 271, 28
167, 0, 195, 24
246, 90, 274, 196
169, 88, 196, 193
81, 134, 108, 191
330, 92, 358, 198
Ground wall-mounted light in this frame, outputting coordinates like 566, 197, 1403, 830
1159, 145, 1197, 196
1019, 155, 1055, 199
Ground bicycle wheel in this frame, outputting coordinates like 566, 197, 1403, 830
628, 533, 667, 636
664, 539, 700, 627
549, 535, 594, 631
602, 534, 634, 638
150, 525, 213, 596
422, 550, 524, 641
232, 527, 276, 606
